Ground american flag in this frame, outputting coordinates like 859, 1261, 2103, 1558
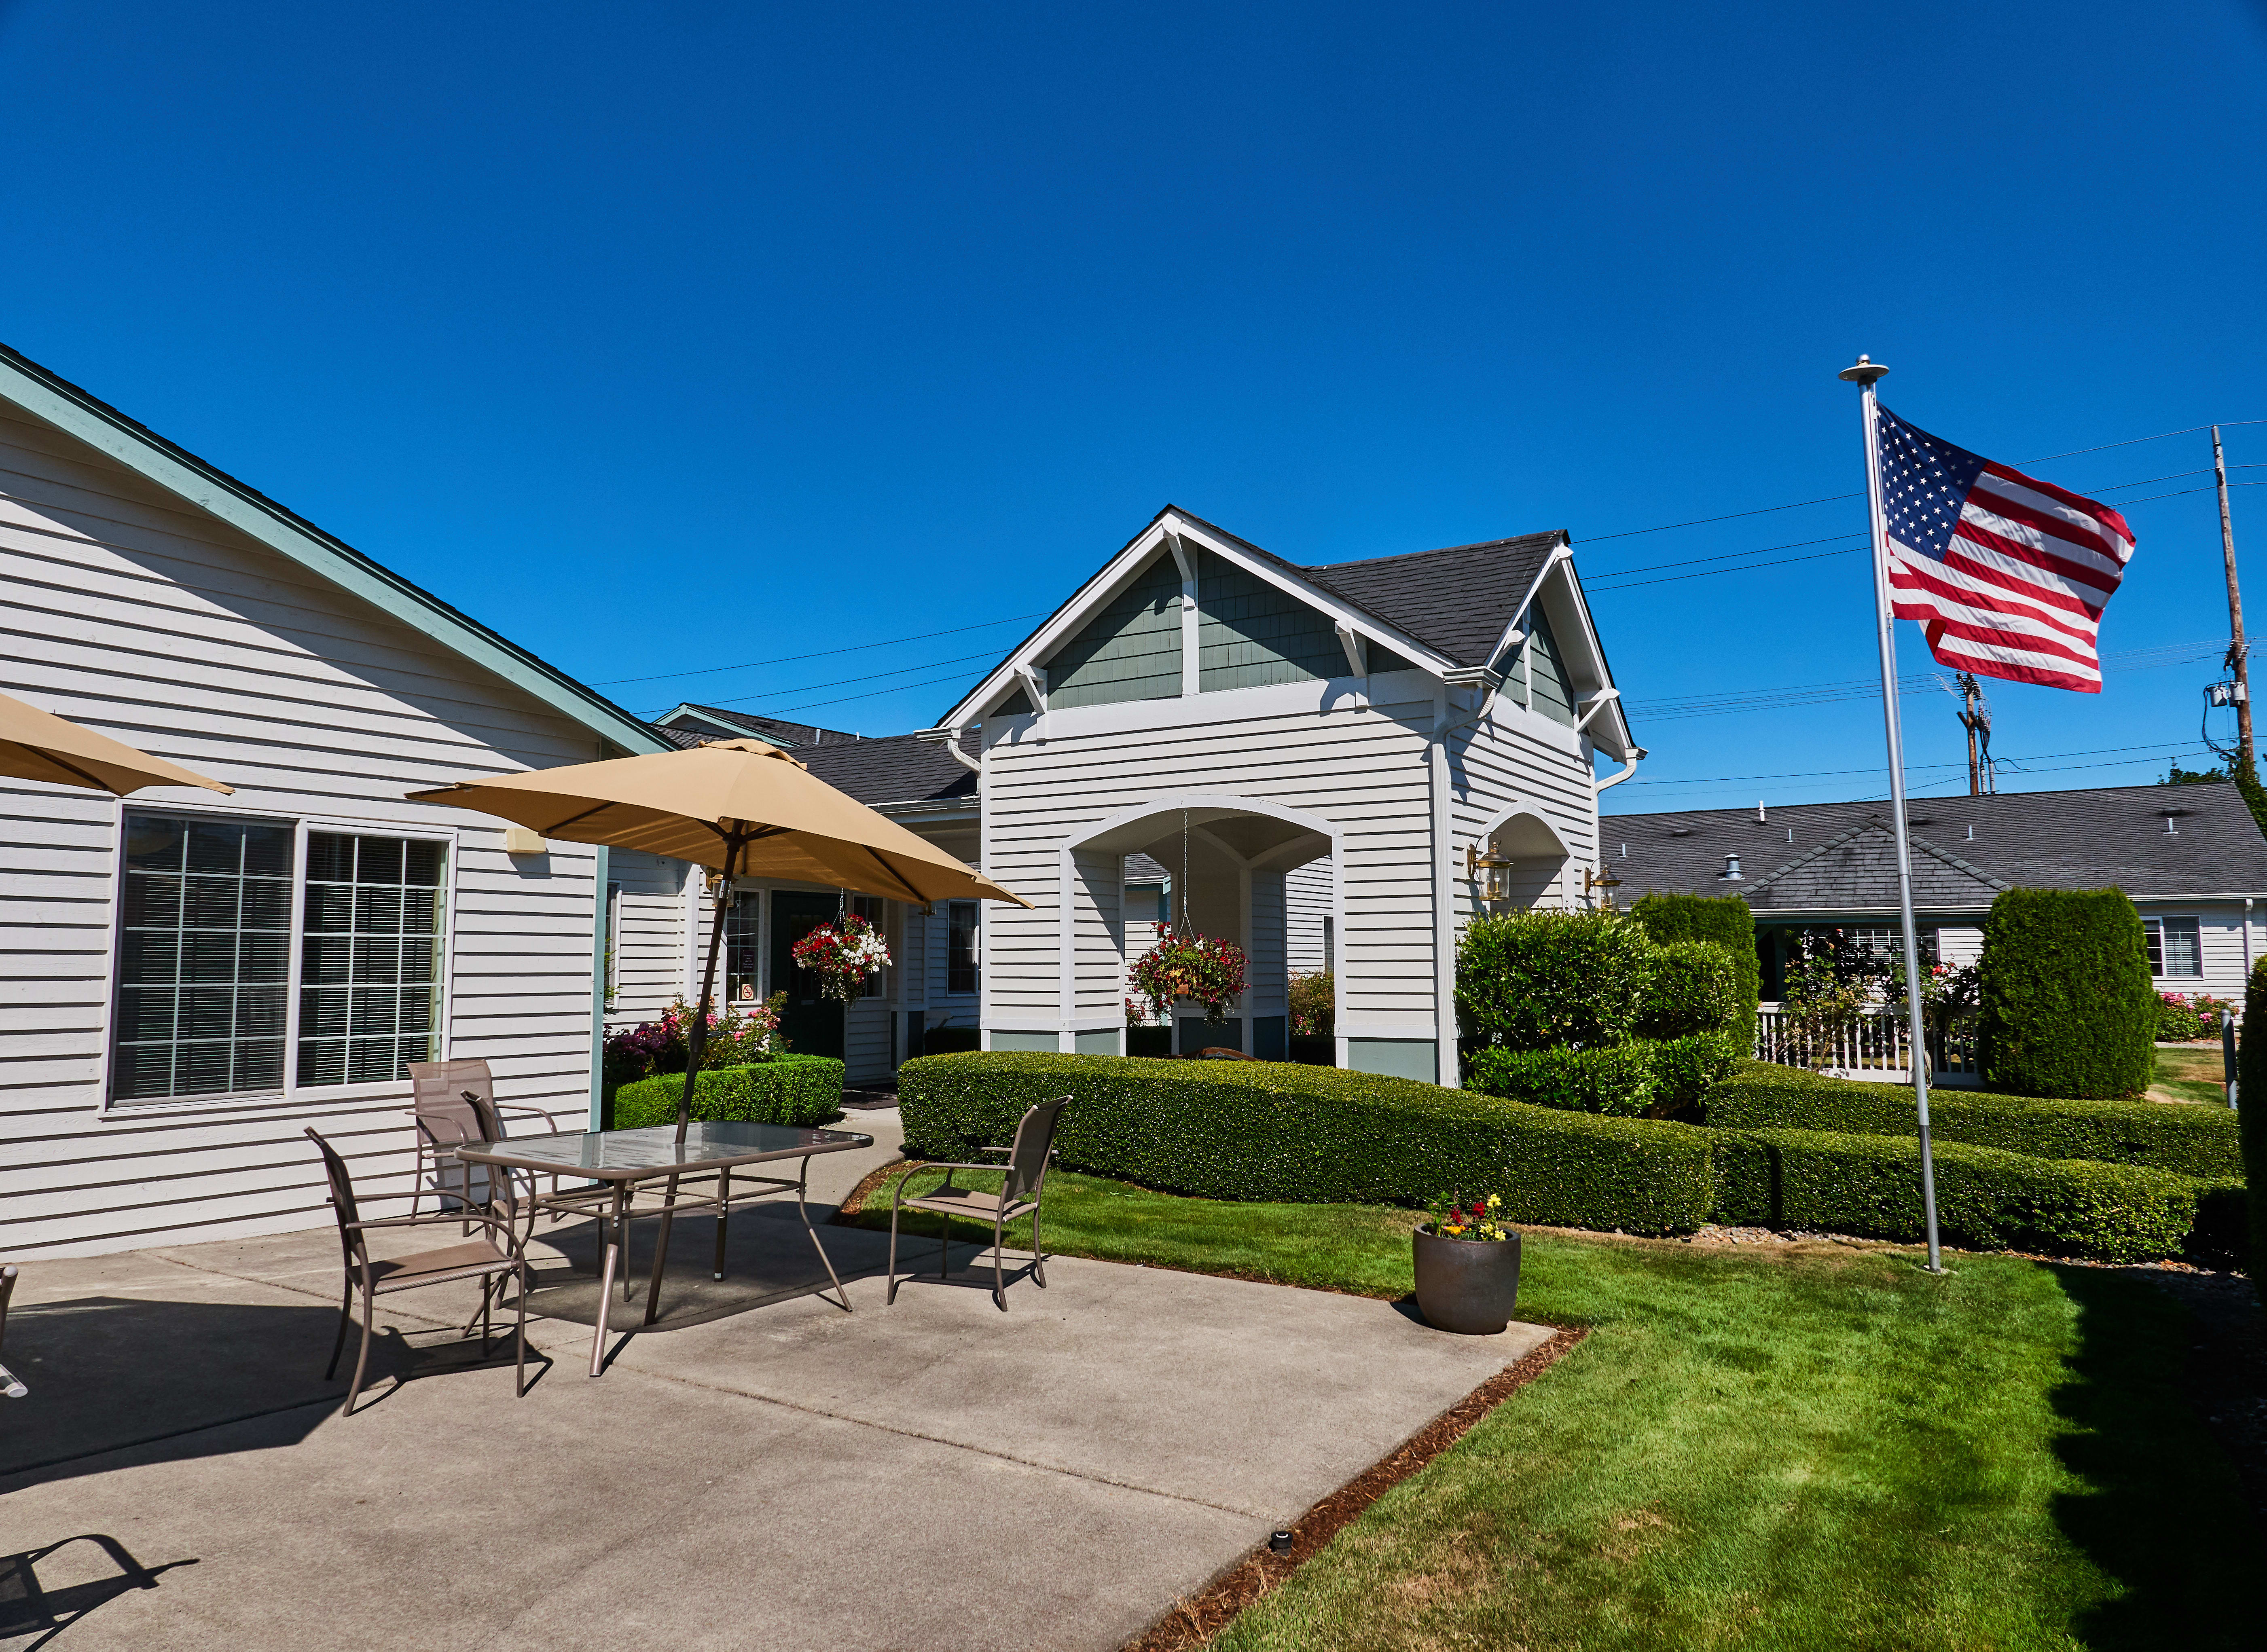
1877, 406, 2135, 692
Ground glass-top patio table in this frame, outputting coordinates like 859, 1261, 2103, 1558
456, 1121, 874, 1377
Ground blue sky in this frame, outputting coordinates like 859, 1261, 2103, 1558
3, 1, 2263, 813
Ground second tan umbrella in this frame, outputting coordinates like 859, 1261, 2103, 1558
408, 738, 1026, 1136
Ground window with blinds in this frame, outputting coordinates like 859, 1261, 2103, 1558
112, 814, 295, 1104
2144, 916, 2201, 978
297, 832, 446, 1087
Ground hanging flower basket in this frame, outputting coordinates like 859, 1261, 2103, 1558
1128, 925, 1247, 1024
790, 914, 892, 1003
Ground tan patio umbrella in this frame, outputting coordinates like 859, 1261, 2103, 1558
0, 690, 232, 795
407, 738, 1026, 1136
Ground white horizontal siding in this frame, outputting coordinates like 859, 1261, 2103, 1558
0, 406, 606, 1257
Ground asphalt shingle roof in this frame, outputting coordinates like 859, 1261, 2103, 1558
1604, 783, 2267, 910
1301, 532, 1562, 669
797, 730, 977, 807
663, 706, 864, 747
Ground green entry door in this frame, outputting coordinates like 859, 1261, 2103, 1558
770, 891, 846, 1060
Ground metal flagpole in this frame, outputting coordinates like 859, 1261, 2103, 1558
1839, 354, 1945, 1274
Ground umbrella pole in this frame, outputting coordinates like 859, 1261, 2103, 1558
676, 835, 742, 1144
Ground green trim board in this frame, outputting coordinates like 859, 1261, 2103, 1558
0, 341, 669, 757
1045, 553, 1182, 708
988, 1030, 1058, 1053
1198, 550, 1347, 691
1073, 1028, 1122, 1056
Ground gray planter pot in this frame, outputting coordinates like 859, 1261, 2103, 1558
1412, 1227, 1522, 1335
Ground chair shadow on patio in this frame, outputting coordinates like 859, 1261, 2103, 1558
520, 1199, 1030, 1333
0, 1294, 536, 1492
0, 1535, 196, 1651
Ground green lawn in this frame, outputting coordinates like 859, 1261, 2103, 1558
849, 1168, 2257, 1650
2151, 1045, 2231, 1107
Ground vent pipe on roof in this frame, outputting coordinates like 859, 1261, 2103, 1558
1719, 852, 1744, 882
1757, 801, 1766, 822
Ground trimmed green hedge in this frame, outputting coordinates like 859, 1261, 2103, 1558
1711, 1127, 2199, 1263
1630, 891, 1761, 1047
610, 1055, 845, 1129
1977, 888, 2156, 1098
897, 1051, 1716, 1235
1703, 1067, 2243, 1179
1469, 1031, 1742, 1119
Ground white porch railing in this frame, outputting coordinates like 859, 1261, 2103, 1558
1753, 1004, 1979, 1084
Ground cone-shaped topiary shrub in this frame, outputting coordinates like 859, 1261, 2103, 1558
1976, 888, 2155, 1099
2240, 956, 2267, 1289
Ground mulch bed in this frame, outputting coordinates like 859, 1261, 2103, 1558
1122, 1326, 1589, 1652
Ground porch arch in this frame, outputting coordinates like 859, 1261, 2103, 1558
1059, 792, 1342, 1058
1470, 799, 1574, 910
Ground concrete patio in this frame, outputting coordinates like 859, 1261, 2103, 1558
1, 1121, 1555, 1651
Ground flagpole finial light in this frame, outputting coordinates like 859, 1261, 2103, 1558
1839, 354, 1890, 386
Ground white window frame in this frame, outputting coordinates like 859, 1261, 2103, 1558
2144, 914, 2204, 980
99, 798, 460, 1118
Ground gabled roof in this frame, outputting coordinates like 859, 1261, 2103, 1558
656, 704, 863, 749
1304, 531, 1562, 670
933, 505, 1634, 755
1744, 821, 2007, 910
0, 341, 667, 756
1606, 782, 2267, 908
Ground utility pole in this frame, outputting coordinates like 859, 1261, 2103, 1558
2216, 425, 2253, 771
1956, 673, 1982, 795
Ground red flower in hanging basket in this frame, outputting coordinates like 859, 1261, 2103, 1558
1127, 928, 1248, 1024
790, 914, 892, 1004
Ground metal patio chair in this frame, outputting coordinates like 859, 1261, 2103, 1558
0, 1265, 25, 1399
407, 1059, 567, 1222
306, 1127, 531, 1415
886, 1096, 1069, 1311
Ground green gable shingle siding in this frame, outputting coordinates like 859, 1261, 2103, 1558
1198, 551, 1346, 692
1045, 553, 1183, 709
1528, 607, 1576, 727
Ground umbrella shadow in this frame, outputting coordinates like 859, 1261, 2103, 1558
0, 1295, 541, 1491
0, 1535, 196, 1650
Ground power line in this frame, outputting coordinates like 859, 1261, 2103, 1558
1625, 639, 2224, 726
1580, 420, 2262, 545
643, 647, 1011, 716
595, 611, 1048, 687
769, 665, 999, 717
1610, 738, 2217, 792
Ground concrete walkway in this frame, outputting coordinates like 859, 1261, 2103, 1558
0, 1122, 1554, 1651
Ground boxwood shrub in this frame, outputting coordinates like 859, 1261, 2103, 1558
610, 1054, 845, 1130
1630, 892, 1761, 1047
1468, 1031, 1741, 1118
1702, 1067, 2242, 1179
1456, 908, 1653, 1051
1710, 1127, 2199, 1263
1634, 939, 1743, 1041
1977, 887, 2156, 1098
897, 1051, 1716, 1235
